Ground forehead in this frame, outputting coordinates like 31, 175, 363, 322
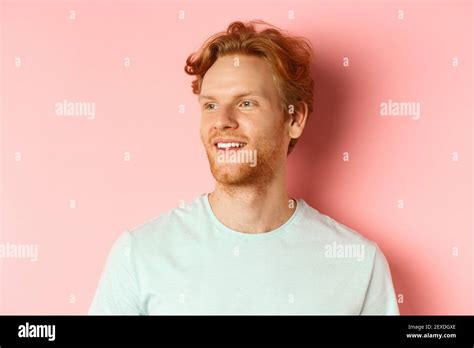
200, 55, 278, 100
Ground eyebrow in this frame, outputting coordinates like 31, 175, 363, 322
198, 91, 267, 102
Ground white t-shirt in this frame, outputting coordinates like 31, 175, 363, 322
89, 194, 399, 315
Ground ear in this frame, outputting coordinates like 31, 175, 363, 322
288, 102, 309, 141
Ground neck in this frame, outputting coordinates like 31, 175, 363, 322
208, 168, 296, 234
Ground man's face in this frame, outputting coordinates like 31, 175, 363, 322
199, 54, 289, 187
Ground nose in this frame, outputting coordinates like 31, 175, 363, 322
213, 105, 238, 131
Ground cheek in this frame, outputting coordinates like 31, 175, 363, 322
237, 120, 256, 142
199, 116, 211, 135
251, 113, 285, 139
199, 123, 208, 145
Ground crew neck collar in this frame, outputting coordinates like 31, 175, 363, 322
202, 193, 304, 239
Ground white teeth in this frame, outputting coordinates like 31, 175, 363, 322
217, 142, 245, 149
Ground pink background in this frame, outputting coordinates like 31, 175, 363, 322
0, 0, 472, 314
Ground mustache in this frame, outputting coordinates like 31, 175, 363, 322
208, 134, 249, 145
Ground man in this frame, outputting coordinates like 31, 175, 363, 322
89, 20, 399, 315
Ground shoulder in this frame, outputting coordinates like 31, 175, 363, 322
299, 201, 396, 285
125, 194, 207, 248
298, 200, 380, 257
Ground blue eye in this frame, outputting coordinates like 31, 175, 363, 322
204, 103, 217, 110
240, 100, 255, 108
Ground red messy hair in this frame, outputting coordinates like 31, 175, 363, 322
184, 19, 315, 154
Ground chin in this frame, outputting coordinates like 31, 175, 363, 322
208, 160, 257, 184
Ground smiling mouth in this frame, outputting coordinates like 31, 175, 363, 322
215, 142, 247, 150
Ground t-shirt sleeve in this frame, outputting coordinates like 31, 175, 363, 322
88, 230, 143, 315
359, 244, 400, 315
